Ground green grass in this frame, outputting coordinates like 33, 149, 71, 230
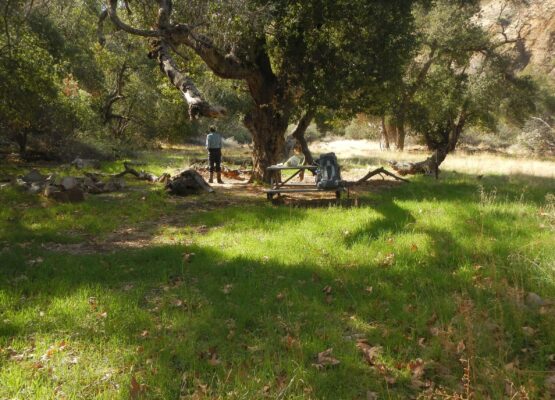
1, 150, 554, 399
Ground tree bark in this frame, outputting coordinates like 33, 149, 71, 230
244, 104, 289, 183
389, 109, 467, 178
448, 113, 466, 152
99, 0, 289, 182
148, 40, 226, 119
389, 146, 448, 178
395, 120, 406, 151
389, 46, 438, 152
290, 110, 315, 165
381, 115, 390, 150
15, 131, 27, 155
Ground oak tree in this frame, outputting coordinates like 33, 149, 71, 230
98, 0, 416, 181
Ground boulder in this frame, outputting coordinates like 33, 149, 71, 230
60, 177, 79, 191
71, 157, 101, 169
28, 183, 43, 194
166, 169, 213, 196
43, 184, 60, 198
526, 292, 546, 308
49, 187, 85, 203
22, 169, 46, 183
104, 178, 125, 192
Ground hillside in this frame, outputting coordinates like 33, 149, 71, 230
480, 0, 555, 78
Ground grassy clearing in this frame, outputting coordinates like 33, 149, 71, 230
1, 147, 555, 399
313, 139, 555, 179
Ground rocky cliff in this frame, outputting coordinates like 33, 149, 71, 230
479, 0, 555, 78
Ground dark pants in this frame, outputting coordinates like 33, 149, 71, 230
208, 148, 222, 172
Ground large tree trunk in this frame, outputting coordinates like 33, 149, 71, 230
448, 114, 466, 152
244, 105, 289, 183
391, 109, 407, 151
395, 122, 406, 151
381, 115, 391, 151
384, 116, 402, 151
15, 131, 28, 155
243, 41, 291, 183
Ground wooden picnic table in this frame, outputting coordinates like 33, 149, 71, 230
264, 165, 346, 200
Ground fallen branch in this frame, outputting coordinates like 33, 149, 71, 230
346, 167, 410, 187
355, 167, 410, 184
388, 147, 448, 179
114, 161, 169, 183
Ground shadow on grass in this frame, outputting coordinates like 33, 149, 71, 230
1, 170, 554, 398
1, 242, 480, 399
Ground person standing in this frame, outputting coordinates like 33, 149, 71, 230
206, 125, 224, 184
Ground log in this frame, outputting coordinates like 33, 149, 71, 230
113, 162, 171, 183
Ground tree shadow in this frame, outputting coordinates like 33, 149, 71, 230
1, 168, 555, 398
0, 242, 478, 399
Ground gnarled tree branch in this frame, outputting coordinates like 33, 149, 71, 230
99, 0, 228, 120
106, 0, 160, 37
149, 40, 225, 119
167, 24, 253, 80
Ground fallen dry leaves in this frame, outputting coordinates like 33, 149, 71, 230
282, 334, 299, 350
312, 348, 340, 370
380, 253, 395, 267
222, 284, 233, 294
356, 340, 382, 366
356, 340, 397, 385
130, 375, 147, 399
322, 285, 333, 304
200, 347, 221, 366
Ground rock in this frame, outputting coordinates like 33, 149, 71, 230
13, 178, 27, 188
28, 183, 43, 194
60, 177, 79, 191
166, 169, 213, 196
71, 157, 101, 169
66, 187, 85, 202
103, 178, 125, 192
43, 184, 60, 198
526, 292, 545, 308
22, 169, 46, 183
47, 174, 62, 185
50, 187, 85, 203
